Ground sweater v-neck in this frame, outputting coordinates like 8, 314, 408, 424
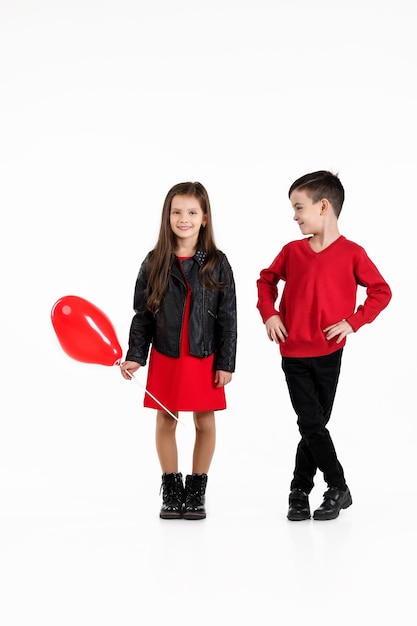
303, 235, 345, 256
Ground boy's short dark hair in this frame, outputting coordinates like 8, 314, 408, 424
288, 170, 345, 217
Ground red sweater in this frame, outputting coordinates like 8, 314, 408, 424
256, 236, 392, 358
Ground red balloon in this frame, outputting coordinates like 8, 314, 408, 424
51, 295, 122, 366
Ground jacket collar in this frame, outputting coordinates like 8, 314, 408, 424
170, 248, 206, 267
193, 248, 207, 267
169, 248, 207, 278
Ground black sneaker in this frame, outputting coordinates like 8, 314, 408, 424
287, 488, 311, 521
313, 486, 352, 521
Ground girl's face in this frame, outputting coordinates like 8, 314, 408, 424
169, 194, 207, 246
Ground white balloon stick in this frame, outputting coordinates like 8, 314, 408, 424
126, 371, 185, 426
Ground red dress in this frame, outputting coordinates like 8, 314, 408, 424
144, 257, 227, 412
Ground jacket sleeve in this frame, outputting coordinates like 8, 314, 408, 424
214, 254, 237, 372
346, 247, 392, 332
256, 248, 286, 323
125, 255, 155, 365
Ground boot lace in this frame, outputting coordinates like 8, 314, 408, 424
160, 474, 182, 504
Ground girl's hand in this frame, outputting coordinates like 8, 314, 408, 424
120, 360, 141, 380
214, 370, 232, 387
265, 314, 288, 344
323, 319, 354, 343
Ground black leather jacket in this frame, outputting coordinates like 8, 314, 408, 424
126, 249, 237, 372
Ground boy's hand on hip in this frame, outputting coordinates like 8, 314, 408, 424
265, 315, 288, 344
323, 319, 354, 343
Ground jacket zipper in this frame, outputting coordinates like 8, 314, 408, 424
202, 289, 208, 357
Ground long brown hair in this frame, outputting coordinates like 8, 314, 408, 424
146, 182, 223, 314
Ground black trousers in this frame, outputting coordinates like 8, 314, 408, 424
281, 349, 347, 493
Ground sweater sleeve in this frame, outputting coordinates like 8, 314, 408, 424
256, 248, 286, 323
346, 247, 392, 332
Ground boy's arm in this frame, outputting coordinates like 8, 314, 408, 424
256, 251, 285, 323
346, 250, 392, 332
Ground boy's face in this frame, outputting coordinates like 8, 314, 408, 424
290, 189, 324, 236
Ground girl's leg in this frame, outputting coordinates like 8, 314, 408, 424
155, 410, 179, 473
156, 411, 185, 520
183, 411, 215, 520
191, 410, 216, 474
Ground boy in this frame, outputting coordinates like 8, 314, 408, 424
256, 171, 391, 521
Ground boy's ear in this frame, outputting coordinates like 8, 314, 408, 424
320, 199, 330, 215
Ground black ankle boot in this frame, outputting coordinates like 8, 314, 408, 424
183, 473, 208, 520
159, 472, 184, 519
287, 488, 311, 521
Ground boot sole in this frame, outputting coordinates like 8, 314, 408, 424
183, 512, 206, 520
160, 512, 183, 519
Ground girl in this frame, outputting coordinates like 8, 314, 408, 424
120, 182, 237, 520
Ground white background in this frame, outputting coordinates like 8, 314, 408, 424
0, 1, 415, 624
